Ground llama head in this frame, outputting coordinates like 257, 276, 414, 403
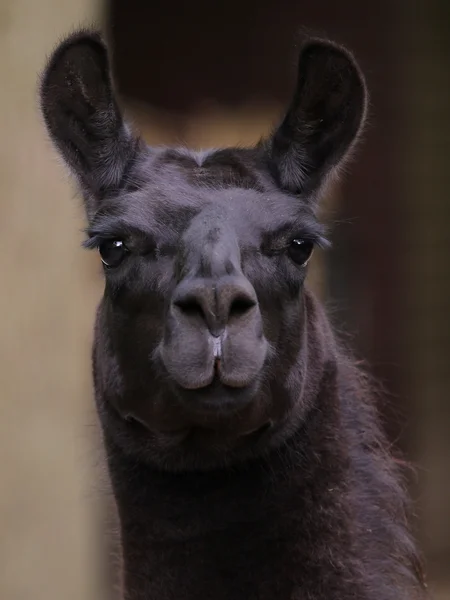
40, 30, 367, 470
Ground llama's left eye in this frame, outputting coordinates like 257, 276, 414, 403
287, 239, 314, 266
99, 240, 128, 268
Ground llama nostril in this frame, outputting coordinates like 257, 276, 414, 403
228, 295, 256, 320
173, 298, 205, 320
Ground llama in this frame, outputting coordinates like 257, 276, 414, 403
40, 29, 427, 600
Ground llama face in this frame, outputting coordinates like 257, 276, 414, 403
40, 31, 367, 467
86, 149, 327, 436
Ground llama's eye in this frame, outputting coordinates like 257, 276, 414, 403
287, 239, 314, 266
99, 240, 128, 268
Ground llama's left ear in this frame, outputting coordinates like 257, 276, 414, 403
40, 30, 140, 218
267, 38, 368, 202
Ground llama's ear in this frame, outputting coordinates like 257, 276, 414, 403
267, 38, 368, 202
40, 30, 140, 217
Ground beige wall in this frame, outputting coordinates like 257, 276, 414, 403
0, 2, 104, 599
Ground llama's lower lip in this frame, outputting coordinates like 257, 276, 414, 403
175, 377, 256, 412
157, 420, 273, 444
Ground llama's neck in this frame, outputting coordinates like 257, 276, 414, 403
104, 367, 358, 600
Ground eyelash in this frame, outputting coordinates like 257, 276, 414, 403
82, 235, 104, 250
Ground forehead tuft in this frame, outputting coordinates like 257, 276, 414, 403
156, 147, 264, 191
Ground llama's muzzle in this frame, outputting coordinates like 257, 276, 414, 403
159, 274, 268, 397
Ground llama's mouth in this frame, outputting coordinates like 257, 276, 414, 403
159, 320, 269, 393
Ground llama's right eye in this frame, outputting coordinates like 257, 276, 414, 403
99, 240, 128, 268
287, 238, 314, 266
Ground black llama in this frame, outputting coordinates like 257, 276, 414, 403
40, 30, 427, 600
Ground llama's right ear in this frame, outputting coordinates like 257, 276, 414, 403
40, 30, 140, 218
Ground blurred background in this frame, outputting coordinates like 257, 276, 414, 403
1, 0, 449, 598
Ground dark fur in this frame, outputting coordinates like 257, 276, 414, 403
40, 29, 427, 600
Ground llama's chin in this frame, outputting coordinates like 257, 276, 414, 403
117, 398, 279, 463
110, 374, 278, 461
155, 419, 273, 447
